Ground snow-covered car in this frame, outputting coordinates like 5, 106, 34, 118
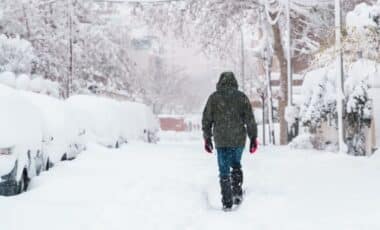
63, 102, 87, 156
18, 91, 82, 165
66, 95, 123, 148
119, 101, 159, 143
0, 85, 45, 196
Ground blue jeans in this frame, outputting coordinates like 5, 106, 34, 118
216, 147, 244, 177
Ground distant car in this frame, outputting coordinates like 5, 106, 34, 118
119, 101, 159, 143
0, 85, 45, 196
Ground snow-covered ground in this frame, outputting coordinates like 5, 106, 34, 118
0, 132, 379, 230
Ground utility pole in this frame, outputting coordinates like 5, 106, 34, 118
264, 45, 275, 145
286, 0, 292, 106
335, 0, 345, 153
67, 0, 73, 98
240, 26, 245, 93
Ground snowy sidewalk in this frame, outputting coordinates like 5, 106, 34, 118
0, 139, 379, 230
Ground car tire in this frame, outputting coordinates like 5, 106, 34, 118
61, 153, 67, 161
18, 171, 29, 194
45, 158, 51, 171
18, 178, 24, 194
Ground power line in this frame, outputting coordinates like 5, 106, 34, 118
93, 0, 185, 4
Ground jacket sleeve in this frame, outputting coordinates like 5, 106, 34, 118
243, 95, 257, 139
202, 95, 214, 140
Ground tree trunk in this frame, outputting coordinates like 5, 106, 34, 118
272, 23, 288, 145
22, 4, 31, 39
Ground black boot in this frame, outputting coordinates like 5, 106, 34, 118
219, 176, 233, 210
231, 167, 243, 205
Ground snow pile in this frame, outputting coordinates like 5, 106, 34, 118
289, 133, 314, 149
15, 74, 30, 90
0, 84, 42, 149
0, 71, 15, 87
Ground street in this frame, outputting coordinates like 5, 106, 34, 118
1, 134, 379, 230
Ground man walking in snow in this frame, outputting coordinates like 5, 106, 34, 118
202, 71, 258, 210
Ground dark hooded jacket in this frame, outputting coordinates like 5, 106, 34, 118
202, 72, 257, 148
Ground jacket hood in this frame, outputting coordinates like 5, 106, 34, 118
216, 72, 238, 91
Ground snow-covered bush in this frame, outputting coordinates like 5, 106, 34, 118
0, 72, 60, 98
298, 59, 379, 153
345, 2, 380, 61
297, 1, 380, 154
344, 60, 380, 155
299, 64, 337, 133
0, 71, 16, 87
285, 105, 300, 124
0, 35, 35, 74
29, 76, 60, 97
15, 74, 30, 90
289, 133, 314, 150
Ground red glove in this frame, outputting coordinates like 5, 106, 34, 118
249, 138, 258, 154
204, 138, 213, 153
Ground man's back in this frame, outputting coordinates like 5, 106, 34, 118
202, 72, 257, 148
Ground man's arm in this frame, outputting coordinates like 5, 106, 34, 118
243, 95, 257, 139
202, 96, 214, 140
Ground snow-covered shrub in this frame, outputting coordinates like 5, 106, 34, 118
43, 79, 60, 98
344, 60, 379, 155
345, 2, 380, 61
0, 35, 35, 74
0, 71, 16, 87
29, 77, 44, 93
15, 74, 30, 90
28, 76, 59, 97
299, 64, 337, 133
285, 105, 300, 124
289, 133, 314, 149
298, 58, 379, 153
